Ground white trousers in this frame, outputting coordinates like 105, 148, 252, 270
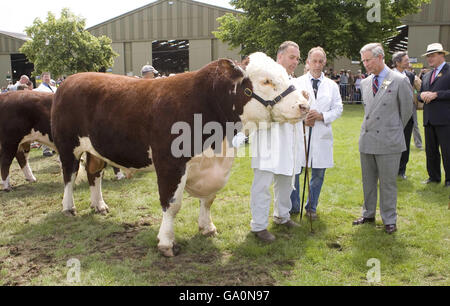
250, 169, 293, 232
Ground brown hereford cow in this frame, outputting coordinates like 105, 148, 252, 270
51, 52, 310, 257
0, 91, 54, 191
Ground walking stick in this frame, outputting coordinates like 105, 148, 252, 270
300, 122, 314, 232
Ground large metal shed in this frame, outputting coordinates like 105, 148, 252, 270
87, 0, 242, 76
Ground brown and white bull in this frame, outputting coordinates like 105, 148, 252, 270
0, 91, 55, 191
51, 52, 310, 257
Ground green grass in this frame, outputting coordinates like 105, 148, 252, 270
0, 105, 448, 286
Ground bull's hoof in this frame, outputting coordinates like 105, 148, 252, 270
26, 178, 37, 183
62, 209, 77, 217
199, 225, 217, 237
3, 188, 11, 192
158, 243, 180, 257
91, 202, 110, 215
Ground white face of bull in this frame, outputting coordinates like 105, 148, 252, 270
240, 52, 309, 128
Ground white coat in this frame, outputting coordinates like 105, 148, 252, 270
250, 121, 304, 176
34, 83, 57, 93
293, 72, 343, 169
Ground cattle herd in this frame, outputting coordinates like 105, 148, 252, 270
0, 52, 310, 257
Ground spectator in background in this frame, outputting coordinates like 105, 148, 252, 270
26, 80, 34, 91
34, 72, 56, 156
35, 72, 56, 93
141, 65, 158, 79
354, 71, 363, 103
392, 51, 417, 180
9, 75, 30, 91
339, 69, 349, 100
348, 70, 355, 103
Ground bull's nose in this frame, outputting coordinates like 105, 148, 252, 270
299, 104, 310, 113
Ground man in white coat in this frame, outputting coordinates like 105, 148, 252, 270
34, 72, 57, 93
291, 47, 343, 219
249, 41, 303, 243
34, 72, 56, 157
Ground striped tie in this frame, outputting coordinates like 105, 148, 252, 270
372, 75, 379, 96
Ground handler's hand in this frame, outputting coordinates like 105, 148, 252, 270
305, 110, 323, 127
420, 91, 438, 104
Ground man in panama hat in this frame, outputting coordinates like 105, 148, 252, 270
418, 43, 450, 188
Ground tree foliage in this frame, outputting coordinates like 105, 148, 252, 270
214, 0, 430, 61
20, 8, 118, 77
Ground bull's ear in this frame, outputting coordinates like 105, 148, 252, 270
218, 58, 245, 81
240, 56, 250, 70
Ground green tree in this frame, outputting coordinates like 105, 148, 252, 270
214, 0, 430, 61
20, 8, 118, 78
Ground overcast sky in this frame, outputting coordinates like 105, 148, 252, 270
0, 0, 235, 34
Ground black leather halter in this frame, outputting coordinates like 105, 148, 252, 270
244, 85, 297, 107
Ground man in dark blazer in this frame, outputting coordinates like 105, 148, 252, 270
418, 43, 450, 188
392, 51, 416, 179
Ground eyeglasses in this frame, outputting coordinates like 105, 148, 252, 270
361, 57, 375, 64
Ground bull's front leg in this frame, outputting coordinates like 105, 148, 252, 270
157, 170, 187, 257
198, 194, 217, 237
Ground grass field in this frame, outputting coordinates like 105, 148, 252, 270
0, 104, 448, 286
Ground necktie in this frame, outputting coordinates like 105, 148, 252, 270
312, 79, 320, 99
430, 68, 437, 85
372, 75, 379, 96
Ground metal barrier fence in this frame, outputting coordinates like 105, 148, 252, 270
339, 84, 362, 104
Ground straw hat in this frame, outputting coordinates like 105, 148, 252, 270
422, 43, 449, 57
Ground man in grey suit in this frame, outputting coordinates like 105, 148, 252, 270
354, 43, 413, 234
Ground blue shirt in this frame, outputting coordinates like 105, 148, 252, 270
432, 61, 446, 77
373, 65, 389, 88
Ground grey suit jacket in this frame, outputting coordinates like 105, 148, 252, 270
359, 67, 413, 155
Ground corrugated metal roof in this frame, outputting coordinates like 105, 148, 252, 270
87, 0, 240, 31
0, 30, 30, 41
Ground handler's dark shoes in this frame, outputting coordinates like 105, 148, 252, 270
253, 230, 276, 243
305, 210, 318, 220
352, 217, 375, 226
385, 224, 397, 234
423, 178, 440, 184
282, 220, 301, 228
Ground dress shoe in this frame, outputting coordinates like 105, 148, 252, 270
352, 217, 375, 226
253, 229, 276, 243
423, 178, 440, 184
385, 224, 397, 234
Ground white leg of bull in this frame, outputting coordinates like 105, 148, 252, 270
89, 176, 109, 215
2, 175, 11, 192
22, 162, 37, 183
62, 173, 77, 216
198, 194, 217, 237
157, 173, 187, 257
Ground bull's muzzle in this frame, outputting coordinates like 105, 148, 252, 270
299, 104, 310, 113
